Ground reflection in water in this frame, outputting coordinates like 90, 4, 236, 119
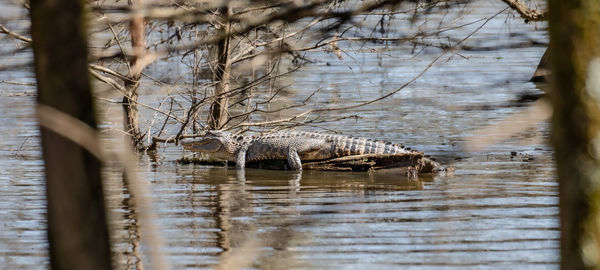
160, 167, 454, 268
153, 157, 557, 269
120, 182, 145, 270
236, 168, 302, 190
212, 169, 308, 269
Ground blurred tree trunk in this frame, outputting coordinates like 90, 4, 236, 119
30, 0, 112, 269
548, 0, 600, 268
208, 6, 232, 130
123, 0, 145, 148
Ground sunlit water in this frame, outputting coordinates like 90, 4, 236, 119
0, 1, 557, 269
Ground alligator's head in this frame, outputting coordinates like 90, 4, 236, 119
182, 131, 245, 160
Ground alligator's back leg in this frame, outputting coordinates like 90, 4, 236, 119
287, 147, 303, 171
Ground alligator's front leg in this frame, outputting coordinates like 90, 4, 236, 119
235, 145, 248, 169
287, 147, 303, 171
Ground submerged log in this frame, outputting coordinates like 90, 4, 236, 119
302, 153, 435, 172
180, 153, 447, 173
244, 153, 444, 173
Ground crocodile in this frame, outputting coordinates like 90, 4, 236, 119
181, 130, 444, 172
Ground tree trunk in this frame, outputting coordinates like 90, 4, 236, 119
123, 0, 145, 148
29, 0, 113, 268
208, 6, 232, 130
548, 0, 600, 268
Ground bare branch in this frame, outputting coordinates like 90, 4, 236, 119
0, 80, 35, 86
500, 0, 547, 22
91, 69, 187, 124
0, 23, 31, 42
90, 64, 131, 82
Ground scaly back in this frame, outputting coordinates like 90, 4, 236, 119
256, 131, 413, 158
324, 133, 412, 157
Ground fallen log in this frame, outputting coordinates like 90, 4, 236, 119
180, 152, 448, 173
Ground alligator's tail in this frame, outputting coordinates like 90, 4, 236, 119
328, 135, 413, 156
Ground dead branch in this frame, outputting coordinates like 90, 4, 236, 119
0, 80, 36, 86
91, 69, 187, 125
500, 0, 547, 22
0, 23, 31, 42
90, 64, 132, 82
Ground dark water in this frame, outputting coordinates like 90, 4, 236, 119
0, 1, 557, 269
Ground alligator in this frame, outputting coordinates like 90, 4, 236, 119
181, 130, 444, 172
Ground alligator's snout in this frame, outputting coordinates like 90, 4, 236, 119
182, 139, 209, 150
181, 138, 224, 153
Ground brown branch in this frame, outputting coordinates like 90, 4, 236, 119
90, 69, 128, 93
0, 23, 32, 42
89, 64, 131, 82
500, 0, 547, 22
0, 80, 36, 86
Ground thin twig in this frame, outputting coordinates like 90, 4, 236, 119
0, 23, 31, 42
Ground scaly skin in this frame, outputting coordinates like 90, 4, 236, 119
182, 130, 441, 171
